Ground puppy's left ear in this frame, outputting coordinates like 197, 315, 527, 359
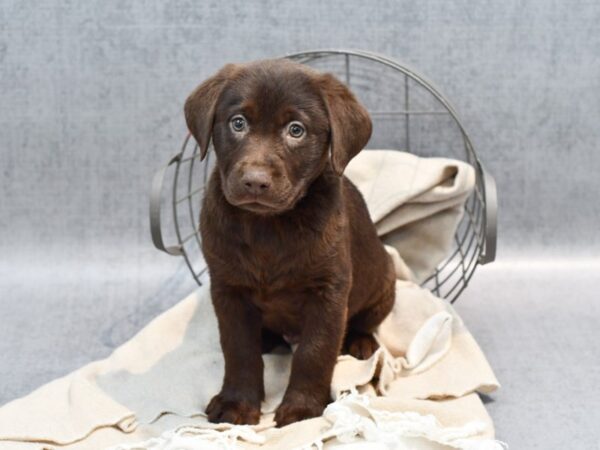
319, 73, 372, 176
184, 64, 238, 160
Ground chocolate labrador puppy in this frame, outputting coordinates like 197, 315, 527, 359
184, 59, 396, 427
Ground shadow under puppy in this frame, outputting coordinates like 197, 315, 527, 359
184, 59, 396, 428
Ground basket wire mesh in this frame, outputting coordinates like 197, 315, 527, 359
150, 49, 497, 303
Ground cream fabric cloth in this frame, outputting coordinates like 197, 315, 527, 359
345, 150, 476, 283
0, 150, 501, 450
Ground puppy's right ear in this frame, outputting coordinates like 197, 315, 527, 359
184, 64, 238, 160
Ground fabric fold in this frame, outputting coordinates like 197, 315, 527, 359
346, 150, 476, 283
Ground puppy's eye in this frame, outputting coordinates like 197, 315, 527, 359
231, 115, 247, 132
288, 122, 305, 138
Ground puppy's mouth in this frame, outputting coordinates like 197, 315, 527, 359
222, 176, 307, 215
236, 200, 281, 214
227, 190, 304, 215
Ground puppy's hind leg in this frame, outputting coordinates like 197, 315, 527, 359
344, 284, 395, 360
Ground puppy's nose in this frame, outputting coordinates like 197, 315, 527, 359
241, 170, 271, 195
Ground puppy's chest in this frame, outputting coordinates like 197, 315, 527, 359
214, 220, 325, 295
226, 230, 314, 288
222, 232, 315, 335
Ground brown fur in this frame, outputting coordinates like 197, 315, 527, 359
184, 59, 396, 427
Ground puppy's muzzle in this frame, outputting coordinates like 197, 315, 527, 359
225, 158, 293, 213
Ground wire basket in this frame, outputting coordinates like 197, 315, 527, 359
150, 49, 497, 303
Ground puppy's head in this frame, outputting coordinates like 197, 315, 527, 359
184, 59, 372, 215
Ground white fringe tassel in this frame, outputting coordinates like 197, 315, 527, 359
108, 392, 507, 450
306, 391, 508, 450
108, 425, 266, 450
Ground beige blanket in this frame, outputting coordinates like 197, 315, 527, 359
0, 150, 502, 450
345, 150, 475, 283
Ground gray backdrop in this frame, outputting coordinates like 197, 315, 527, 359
1, 1, 599, 448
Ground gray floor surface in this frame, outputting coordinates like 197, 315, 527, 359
1, 251, 599, 449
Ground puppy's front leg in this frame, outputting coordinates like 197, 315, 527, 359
274, 285, 347, 427
207, 283, 264, 425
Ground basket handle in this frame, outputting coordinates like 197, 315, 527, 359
149, 153, 184, 256
479, 164, 497, 264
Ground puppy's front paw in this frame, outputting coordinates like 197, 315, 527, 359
274, 393, 327, 427
206, 392, 261, 425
